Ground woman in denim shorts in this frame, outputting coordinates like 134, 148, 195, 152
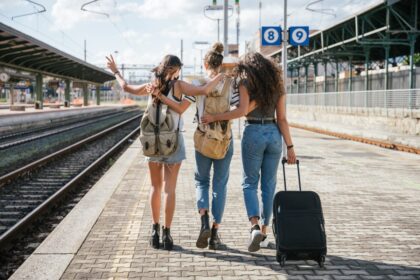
107, 54, 223, 250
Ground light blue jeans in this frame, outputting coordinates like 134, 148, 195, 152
195, 140, 234, 224
241, 123, 283, 226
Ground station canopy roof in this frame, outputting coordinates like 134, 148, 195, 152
269, 0, 420, 67
0, 22, 114, 84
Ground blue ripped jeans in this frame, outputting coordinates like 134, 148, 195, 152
195, 140, 233, 224
241, 123, 283, 226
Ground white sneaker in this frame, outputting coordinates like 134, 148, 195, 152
248, 225, 264, 252
260, 234, 269, 248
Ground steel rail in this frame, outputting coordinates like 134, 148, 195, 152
0, 115, 141, 248
0, 114, 141, 186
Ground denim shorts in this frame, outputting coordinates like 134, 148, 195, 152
146, 132, 186, 164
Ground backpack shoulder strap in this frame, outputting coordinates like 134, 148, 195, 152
155, 101, 161, 135
221, 77, 233, 98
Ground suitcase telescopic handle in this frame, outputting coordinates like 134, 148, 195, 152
281, 158, 301, 191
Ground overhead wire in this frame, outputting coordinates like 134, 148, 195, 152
11, 0, 46, 20
305, 0, 337, 17
0, 12, 86, 59
3, 1, 96, 60
80, 0, 137, 50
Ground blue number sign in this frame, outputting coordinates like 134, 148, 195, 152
288, 26, 309, 46
261, 26, 282, 46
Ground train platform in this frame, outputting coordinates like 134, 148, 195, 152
0, 104, 132, 116
0, 104, 137, 134
10, 108, 420, 280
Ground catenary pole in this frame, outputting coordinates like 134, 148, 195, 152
224, 0, 229, 56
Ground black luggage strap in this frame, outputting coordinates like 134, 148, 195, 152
281, 158, 301, 191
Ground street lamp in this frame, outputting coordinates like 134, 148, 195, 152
193, 41, 210, 75
203, 5, 233, 42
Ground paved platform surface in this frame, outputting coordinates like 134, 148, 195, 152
13, 108, 420, 279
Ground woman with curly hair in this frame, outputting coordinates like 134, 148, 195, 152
202, 52, 296, 252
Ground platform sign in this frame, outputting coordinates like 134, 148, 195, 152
288, 26, 310, 46
261, 26, 282, 46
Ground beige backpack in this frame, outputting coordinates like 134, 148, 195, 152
194, 77, 233, 159
139, 86, 180, 157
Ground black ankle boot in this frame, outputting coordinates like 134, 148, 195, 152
150, 223, 160, 249
162, 226, 173, 250
209, 225, 222, 250
196, 211, 211, 248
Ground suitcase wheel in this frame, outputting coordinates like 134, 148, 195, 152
277, 254, 286, 267
318, 255, 326, 268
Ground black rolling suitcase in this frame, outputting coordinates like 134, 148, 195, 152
272, 159, 327, 267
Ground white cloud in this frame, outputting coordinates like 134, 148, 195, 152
122, 30, 138, 39
51, 0, 117, 30
117, 0, 202, 20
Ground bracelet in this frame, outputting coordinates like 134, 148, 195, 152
113, 70, 120, 75
286, 144, 294, 149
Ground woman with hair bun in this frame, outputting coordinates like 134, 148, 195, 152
188, 42, 245, 250
106, 54, 223, 251
202, 52, 296, 253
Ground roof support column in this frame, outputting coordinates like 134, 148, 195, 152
313, 62, 318, 93
323, 61, 327, 93
96, 85, 100, 106
304, 64, 309, 94
409, 34, 417, 89
384, 46, 390, 113
290, 67, 294, 93
348, 57, 353, 92
335, 60, 339, 93
9, 82, 14, 106
65, 79, 71, 107
364, 48, 370, 107
35, 73, 43, 109
409, 34, 417, 109
297, 67, 301, 94
83, 83, 88, 106
384, 46, 390, 90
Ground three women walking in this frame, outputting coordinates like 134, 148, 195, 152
106, 45, 296, 252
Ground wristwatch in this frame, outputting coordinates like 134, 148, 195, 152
113, 70, 120, 75
286, 144, 294, 150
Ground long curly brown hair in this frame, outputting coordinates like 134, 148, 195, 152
151, 55, 183, 96
235, 52, 285, 112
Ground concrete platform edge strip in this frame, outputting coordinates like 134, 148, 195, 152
290, 121, 420, 154
8, 141, 141, 280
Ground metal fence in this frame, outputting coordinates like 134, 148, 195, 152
287, 89, 420, 110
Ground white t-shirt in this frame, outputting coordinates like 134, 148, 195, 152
184, 78, 239, 123
146, 85, 185, 131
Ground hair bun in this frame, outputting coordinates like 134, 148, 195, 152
212, 42, 224, 54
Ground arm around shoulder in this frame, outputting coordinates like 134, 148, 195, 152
201, 84, 250, 123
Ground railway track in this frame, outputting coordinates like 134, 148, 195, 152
0, 111, 142, 249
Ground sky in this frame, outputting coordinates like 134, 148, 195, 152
0, 0, 381, 74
